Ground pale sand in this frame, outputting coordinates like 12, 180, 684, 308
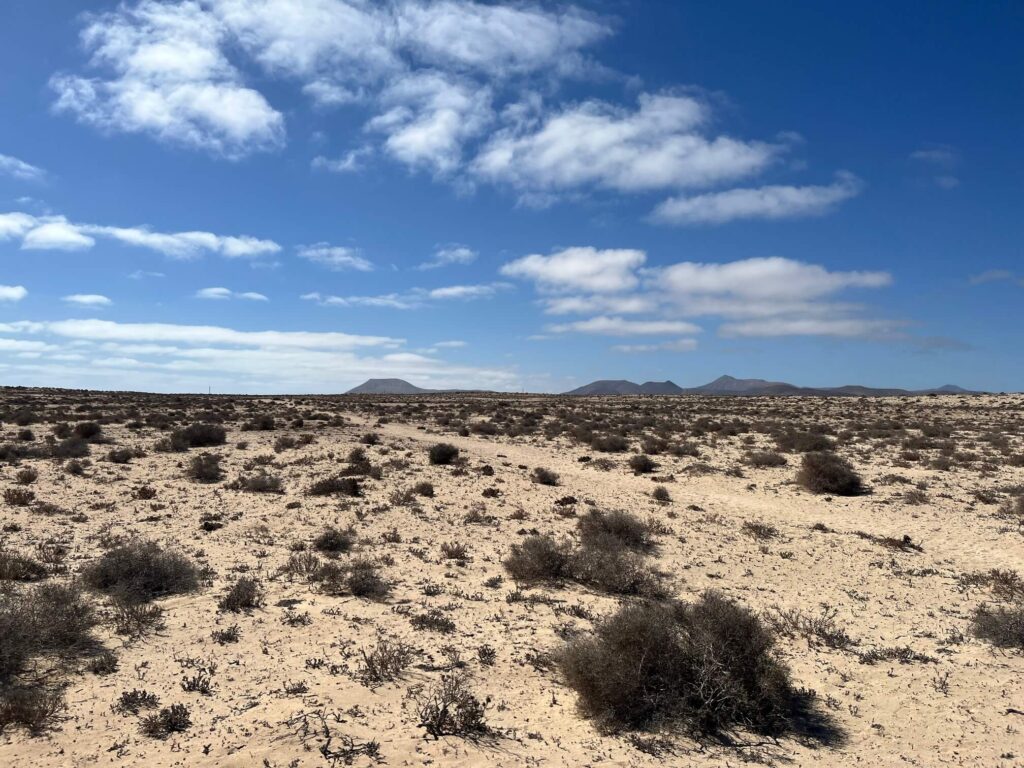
1, 392, 1022, 767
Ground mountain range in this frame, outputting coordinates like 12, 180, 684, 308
347, 375, 976, 396
564, 375, 974, 396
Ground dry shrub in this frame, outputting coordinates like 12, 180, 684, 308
228, 472, 283, 493
503, 535, 571, 582
0, 549, 48, 582
187, 453, 222, 483
313, 526, 356, 555
747, 451, 788, 468
972, 603, 1024, 649
0, 583, 98, 732
629, 455, 657, 474
308, 476, 361, 497
428, 443, 460, 465
568, 539, 665, 598
82, 540, 199, 603
796, 452, 864, 496
558, 593, 798, 735
408, 671, 488, 739
531, 467, 560, 486
577, 509, 654, 551
218, 577, 265, 613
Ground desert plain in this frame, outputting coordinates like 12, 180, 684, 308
1, 387, 1022, 768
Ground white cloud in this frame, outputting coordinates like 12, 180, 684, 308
303, 292, 421, 310
50, 0, 284, 158
0, 154, 45, 182
501, 246, 646, 293
969, 269, 1015, 286
52, 0, 608, 169
508, 248, 898, 340
62, 294, 112, 307
658, 257, 891, 303
473, 93, 782, 196
312, 147, 373, 173
396, 2, 609, 77
298, 243, 373, 271
367, 71, 493, 174
305, 282, 506, 308
0, 317, 517, 393
719, 318, 900, 338
196, 287, 267, 301
540, 294, 659, 315
434, 340, 466, 348
652, 172, 862, 225
0, 285, 28, 302
910, 146, 957, 166
9, 318, 400, 350
428, 283, 505, 300
910, 145, 960, 190
0, 211, 279, 259
549, 316, 701, 337
23, 220, 97, 251
417, 244, 477, 270
611, 338, 698, 353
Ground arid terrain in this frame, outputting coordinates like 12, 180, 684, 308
1, 388, 1022, 768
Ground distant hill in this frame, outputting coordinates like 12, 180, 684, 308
563, 374, 979, 397
565, 380, 683, 396
346, 378, 437, 394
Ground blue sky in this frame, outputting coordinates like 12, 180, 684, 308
0, 0, 1020, 393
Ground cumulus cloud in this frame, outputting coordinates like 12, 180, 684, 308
0, 211, 279, 259
50, 0, 284, 158
506, 247, 899, 341
196, 287, 268, 301
652, 172, 862, 225
0, 285, 28, 302
368, 71, 493, 174
52, 0, 607, 165
0, 317, 517, 393
473, 93, 782, 197
417, 244, 477, 270
657, 257, 891, 303
0, 154, 45, 182
62, 294, 112, 307
501, 246, 646, 293
23, 220, 96, 251
298, 243, 373, 271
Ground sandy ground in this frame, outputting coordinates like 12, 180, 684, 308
1, 392, 1023, 767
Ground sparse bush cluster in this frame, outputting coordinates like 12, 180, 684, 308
504, 509, 664, 597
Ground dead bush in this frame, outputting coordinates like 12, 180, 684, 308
428, 443, 460, 465
558, 592, 799, 735
503, 535, 571, 583
218, 577, 265, 613
408, 671, 488, 739
796, 452, 864, 496
82, 540, 200, 603
187, 453, 222, 483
